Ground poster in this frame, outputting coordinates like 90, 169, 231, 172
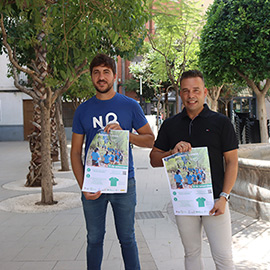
162, 147, 214, 215
82, 130, 129, 193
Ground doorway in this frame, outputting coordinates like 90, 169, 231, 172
23, 100, 34, 140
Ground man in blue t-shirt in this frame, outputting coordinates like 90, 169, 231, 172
70, 54, 154, 270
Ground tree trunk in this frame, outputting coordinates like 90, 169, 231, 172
55, 97, 70, 171
156, 96, 162, 129
50, 103, 59, 162
38, 102, 57, 205
164, 92, 169, 118
207, 95, 218, 112
33, 5, 56, 204
256, 93, 269, 143
212, 100, 218, 112
207, 85, 223, 112
224, 100, 229, 117
25, 104, 42, 187
175, 85, 180, 114
25, 104, 58, 187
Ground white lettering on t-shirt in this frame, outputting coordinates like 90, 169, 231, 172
93, 115, 104, 129
93, 112, 118, 129
106, 112, 117, 125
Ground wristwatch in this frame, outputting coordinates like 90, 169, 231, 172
219, 192, 230, 201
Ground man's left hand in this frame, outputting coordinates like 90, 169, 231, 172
104, 121, 122, 133
209, 197, 227, 216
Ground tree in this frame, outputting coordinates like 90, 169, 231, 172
63, 73, 96, 111
0, 0, 148, 204
127, 50, 171, 126
147, 0, 204, 114
55, 96, 69, 171
205, 85, 223, 112
218, 84, 248, 116
199, 0, 270, 143
126, 50, 164, 101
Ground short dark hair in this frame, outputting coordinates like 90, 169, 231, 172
180, 70, 205, 86
90, 54, 116, 75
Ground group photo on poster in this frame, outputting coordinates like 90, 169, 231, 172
82, 130, 129, 193
163, 147, 214, 215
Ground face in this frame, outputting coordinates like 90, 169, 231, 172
91, 65, 116, 94
180, 77, 207, 119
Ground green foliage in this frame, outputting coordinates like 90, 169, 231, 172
0, 0, 149, 89
128, 51, 168, 99
199, 0, 270, 86
128, 0, 204, 108
219, 83, 249, 100
149, 0, 204, 79
129, 50, 166, 84
124, 78, 156, 101
62, 73, 95, 108
124, 79, 140, 93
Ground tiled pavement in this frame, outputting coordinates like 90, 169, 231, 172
0, 141, 269, 270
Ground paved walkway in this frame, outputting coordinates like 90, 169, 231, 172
0, 141, 269, 270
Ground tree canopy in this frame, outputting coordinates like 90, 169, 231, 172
0, 0, 148, 92
127, 48, 168, 99
149, 0, 202, 72
0, 0, 149, 204
199, 0, 270, 142
146, 0, 204, 113
199, 0, 270, 85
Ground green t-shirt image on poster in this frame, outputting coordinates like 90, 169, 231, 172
109, 177, 119, 187
196, 197, 206, 207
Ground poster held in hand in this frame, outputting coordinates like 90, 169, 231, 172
82, 130, 129, 193
162, 147, 214, 215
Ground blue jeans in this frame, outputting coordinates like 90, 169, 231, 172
81, 177, 140, 270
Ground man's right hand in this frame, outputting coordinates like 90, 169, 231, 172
83, 191, 102, 200
171, 141, 192, 154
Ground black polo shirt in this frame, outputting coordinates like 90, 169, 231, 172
154, 104, 238, 199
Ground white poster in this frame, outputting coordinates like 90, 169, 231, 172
82, 130, 129, 193
162, 147, 214, 215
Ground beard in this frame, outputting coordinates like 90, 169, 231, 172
94, 80, 114, 94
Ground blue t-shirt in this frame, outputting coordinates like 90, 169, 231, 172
91, 151, 100, 161
103, 154, 110, 164
186, 174, 193, 185
174, 174, 183, 184
72, 93, 148, 178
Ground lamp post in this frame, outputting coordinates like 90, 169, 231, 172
139, 76, 143, 107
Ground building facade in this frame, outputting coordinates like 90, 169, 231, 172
0, 54, 33, 141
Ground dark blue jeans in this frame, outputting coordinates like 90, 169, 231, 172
81, 177, 140, 270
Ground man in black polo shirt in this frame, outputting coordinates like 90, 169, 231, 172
150, 70, 238, 270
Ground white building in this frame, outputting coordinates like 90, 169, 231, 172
0, 53, 32, 141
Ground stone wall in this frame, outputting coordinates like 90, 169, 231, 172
230, 143, 270, 221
